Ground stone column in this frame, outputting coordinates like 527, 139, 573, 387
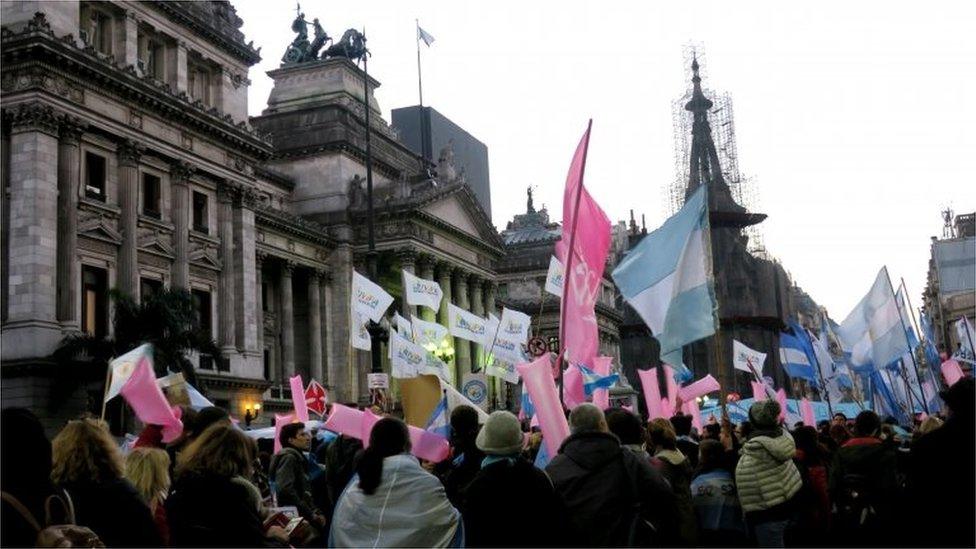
328, 227, 354, 402
279, 260, 296, 380
0, 102, 62, 360
484, 280, 502, 407
485, 280, 498, 318
232, 188, 259, 370
175, 40, 188, 94
436, 262, 456, 383
255, 251, 266, 375
116, 139, 143, 299
419, 255, 438, 322
453, 270, 472, 381
123, 10, 139, 68
57, 117, 85, 330
321, 268, 334, 388
308, 269, 323, 382
469, 275, 485, 371
169, 161, 195, 289
217, 186, 236, 355
397, 249, 417, 319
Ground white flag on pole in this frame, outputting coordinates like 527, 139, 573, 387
350, 311, 371, 351
545, 256, 564, 297
352, 271, 394, 323
448, 303, 488, 344
393, 312, 413, 340
402, 269, 443, 311
499, 307, 531, 345
417, 25, 435, 47
485, 353, 521, 385
732, 339, 767, 378
411, 315, 449, 349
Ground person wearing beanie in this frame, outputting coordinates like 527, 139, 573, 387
734, 399, 802, 547
461, 411, 568, 547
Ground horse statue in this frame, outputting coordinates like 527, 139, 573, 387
281, 14, 330, 65
322, 29, 368, 63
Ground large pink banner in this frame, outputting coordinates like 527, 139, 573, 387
638, 368, 663, 420
323, 403, 365, 439
800, 398, 816, 426
120, 356, 183, 443
557, 122, 611, 368
290, 375, 309, 423
273, 413, 296, 454
518, 355, 570, 457
941, 359, 965, 387
682, 400, 703, 431
677, 374, 720, 404
592, 356, 613, 410
663, 365, 679, 407
776, 389, 788, 423
562, 364, 586, 410
751, 381, 767, 402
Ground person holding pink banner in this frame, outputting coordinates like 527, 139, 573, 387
331, 417, 461, 548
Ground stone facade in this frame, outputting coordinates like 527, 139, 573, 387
0, 2, 511, 429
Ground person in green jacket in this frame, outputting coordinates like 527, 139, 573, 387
734, 400, 802, 547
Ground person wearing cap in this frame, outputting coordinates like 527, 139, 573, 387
734, 399, 802, 547
461, 411, 568, 547
908, 377, 974, 547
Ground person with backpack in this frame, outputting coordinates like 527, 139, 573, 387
829, 410, 900, 546
649, 417, 699, 546
546, 403, 673, 546
269, 422, 326, 533
735, 400, 803, 547
462, 411, 569, 547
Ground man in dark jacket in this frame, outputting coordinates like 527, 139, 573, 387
435, 405, 485, 509
546, 403, 675, 546
829, 410, 900, 546
463, 411, 569, 547
908, 378, 975, 547
671, 413, 700, 470
270, 423, 325, 530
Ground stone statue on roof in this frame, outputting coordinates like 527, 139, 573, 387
281, 4, 331, 65
527, 186, 536, 213
437, 142, 457, 182
322, 29, 369, 63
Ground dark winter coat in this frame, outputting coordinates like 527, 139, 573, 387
829, 437, 900, 544
462, 457, 569, 547
909, 415, 976, 547
546, 431, 676, 547
166, 472, 274, 547
60, 478, 161, 547
269, 447, 317, 522
436, 446, 485, 510
323, 434, 362, 516
654, 449, 699, 546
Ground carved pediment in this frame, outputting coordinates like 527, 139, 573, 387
189, 246, 222, 270
138, 229, 174, 258
419, 189, 502, 248
77, 213, 122, 245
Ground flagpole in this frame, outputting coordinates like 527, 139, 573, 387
885, 268, 927, 415
415, 19, 424, 107
556, 119, 593, 408
699, 178, 729, 419
100, 360, 113, 421
810, 314, 835, 418
898, 278, 930, 414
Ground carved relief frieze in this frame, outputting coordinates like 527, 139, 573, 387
78, 235, 118, 256
78, 208, 122, 245
1, 69, 85, 104
137, 227, 174, 258
137, 251, 171, 270
190, 265, 219, 281
189, 240, 221, 271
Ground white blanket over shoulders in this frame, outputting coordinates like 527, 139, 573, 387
330, 454, 460, 548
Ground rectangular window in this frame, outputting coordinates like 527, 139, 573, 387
188, 65, 211, 106
142, 173, 161, 219
88, 11, 113, 55
263, 349, 271, 380
140, 278, 163, 301
85, 152, 106, 201
81, 266, 108, 338
192, 191, 209, 234
191, 289, 212, 339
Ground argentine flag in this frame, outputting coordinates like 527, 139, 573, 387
611, 186, 716, 382
779, 332, 818, 384
577, 364, 619, 396
424, 395, 450, 438
837, 267, 910, 371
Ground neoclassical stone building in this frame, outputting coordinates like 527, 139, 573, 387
0, 1, 508, 428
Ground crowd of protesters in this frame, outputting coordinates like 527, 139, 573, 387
1, 376, 972, 548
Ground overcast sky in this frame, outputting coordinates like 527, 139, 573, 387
237, 1, 975, 320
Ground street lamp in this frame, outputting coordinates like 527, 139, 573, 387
244, 402, 262, 428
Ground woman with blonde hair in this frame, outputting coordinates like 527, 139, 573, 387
166, 423, 288, 547
125, 447, 171, 545
51, 417, 160, 547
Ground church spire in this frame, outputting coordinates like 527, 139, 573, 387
684, 55, 725, 198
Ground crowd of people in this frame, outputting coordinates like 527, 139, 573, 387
1, 376, 972, 548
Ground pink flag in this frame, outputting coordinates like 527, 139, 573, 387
678, 374, 720, 403
119, 356, 183, 443
775, 389, 788, 422
407, 424, 451, 463
562, 364, 586, 410
800, 398, 816, 426
638, 368, 663, 420
660, 396, 675, 419
273, 413, 296, 454
663, 364, 679, 408
592, 356, 613, 410
323, 403, 365, 440
557, 122, 611, 368
942, 359, 965, 387
530, 414, 540, 429
517, 355, 570, 457
682, 399, 703, 431
751, 381, 768, 401
290, 375, 309, 423
361, 408, 381, 448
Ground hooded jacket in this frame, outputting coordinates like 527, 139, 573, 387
734, 429, 802, 514
655, 449, 698, 545
546, 431, 675, 546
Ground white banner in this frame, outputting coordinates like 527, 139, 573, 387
411, 315, 449, 349
350, 311, 371, 351
393, 312, 413, 340
545, 255, 564, 297
733, 339, 766, 377
461, 373, 490, 411
352, 271, 394, 323
448, 303, 488, 344
499, 307, 531, 345
391, 331, 451, 382
485, 353, 521, 385
402, 269, 443, 311
367, 373, 389, 390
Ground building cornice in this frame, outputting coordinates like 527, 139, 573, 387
146, 1, 262, 65
254, 206, 334, 248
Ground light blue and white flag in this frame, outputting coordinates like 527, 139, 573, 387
577, 364, 618, 396
425, 395, 450, 438
417, 25, 435, 47
837, 267, 911, 371
611, 186, 716, 382
779, 332, 818, 384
